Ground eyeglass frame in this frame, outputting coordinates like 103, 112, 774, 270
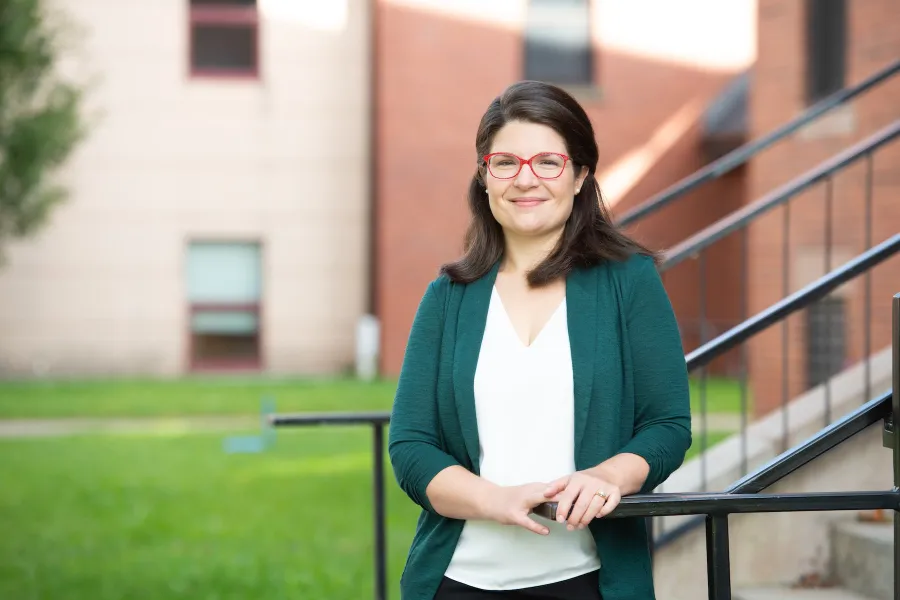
482, 152, 573, 180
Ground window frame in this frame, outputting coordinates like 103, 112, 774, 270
804, 0, 846, 104
184, 239, 265, 373
188, 1, 261, 80
522, 0, 598, 91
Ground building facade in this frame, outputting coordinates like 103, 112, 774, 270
374, 0, 757, 375
1, 0, 896, 400
0, 0, 372, 376
747, 0, 900, 415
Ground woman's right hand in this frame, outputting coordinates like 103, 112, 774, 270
484, 483, 552, 535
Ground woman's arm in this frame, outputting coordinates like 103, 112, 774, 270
615, 255, 692, 492
388, 280, 462, 514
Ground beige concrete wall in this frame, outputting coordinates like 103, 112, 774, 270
653, 422, 893, 600
0, 0, 371, 376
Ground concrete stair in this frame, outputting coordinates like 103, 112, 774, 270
830, 520, 893, 600
734, 515, 894, 600
734, 588, 873, 600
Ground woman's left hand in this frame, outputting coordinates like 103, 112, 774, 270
543, 471, 621, 530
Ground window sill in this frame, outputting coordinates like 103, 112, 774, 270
189, 68, 260, 82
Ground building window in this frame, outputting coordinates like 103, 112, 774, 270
189, 0, 259, 78
524, 0, 594, 86
186, 241, 262, 370
805, 0, 846, 103
805, 295, 846, 389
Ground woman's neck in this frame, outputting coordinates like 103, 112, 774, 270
500, 228, 563, 276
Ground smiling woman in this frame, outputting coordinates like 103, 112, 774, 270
388, 81, 692, 600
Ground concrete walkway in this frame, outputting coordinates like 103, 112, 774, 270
0, 415, 260, 438
0, 412, 744, 439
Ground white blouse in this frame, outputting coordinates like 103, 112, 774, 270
443, 286, 601, 590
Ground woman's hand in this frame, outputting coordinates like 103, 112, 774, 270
484, 483, 555, 535
543, 471, 622, 530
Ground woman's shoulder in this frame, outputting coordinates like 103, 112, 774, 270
590, 251, 660, 286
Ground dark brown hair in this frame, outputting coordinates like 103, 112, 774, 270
440, 80, 657, 287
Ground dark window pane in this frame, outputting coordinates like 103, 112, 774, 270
192, 24, 256, 72
524, 0, 592, 85
805, 0, 846, 102
192, 332, 260, 362
806, 296, 846, 388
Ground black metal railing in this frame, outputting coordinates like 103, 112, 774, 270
654, 120, 899, 508
615, 59, 900, 227
269, 288, 899, 599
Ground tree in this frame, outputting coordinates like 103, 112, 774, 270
0, 0, 86, 263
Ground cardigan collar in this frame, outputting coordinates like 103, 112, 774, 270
453, 261, 597, 471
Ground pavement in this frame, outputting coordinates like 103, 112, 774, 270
0, 412, 744, 438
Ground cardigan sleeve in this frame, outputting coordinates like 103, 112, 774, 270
616, 255, 693, 493
388, 279, 461, 513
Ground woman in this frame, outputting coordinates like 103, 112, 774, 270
388, 80, 691, 600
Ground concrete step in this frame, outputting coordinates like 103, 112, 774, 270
734, 586, 874, 600
831, 518, 893, 600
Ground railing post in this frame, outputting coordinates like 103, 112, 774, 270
373, 423, 387, 600
892, 293, 899, 600
705, 515, 732, 600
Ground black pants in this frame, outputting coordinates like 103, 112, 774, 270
433, 570, 601, 600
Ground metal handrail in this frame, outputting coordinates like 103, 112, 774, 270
685, 233, 900, 371
661, 120, 900, 271
616, 59, 900, 227
611, 390, 892, 549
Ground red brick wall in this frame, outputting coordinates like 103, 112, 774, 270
376, 1, 744, 375
747, 0, 900, 416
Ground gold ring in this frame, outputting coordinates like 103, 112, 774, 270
594, 490, 608, 500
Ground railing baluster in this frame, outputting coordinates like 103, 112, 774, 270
824, 176, 833, 425
373, 423, 387, 600
864, 154, 873, 404
706, 515, 732, 600
892, 294, 899, 600
782, 202, 791, 453
699, 250, 709, 491
740, 227, 749, 476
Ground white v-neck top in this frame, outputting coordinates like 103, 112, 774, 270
443, 286, 600, 590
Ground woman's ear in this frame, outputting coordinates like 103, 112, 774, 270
576, 166, 589, 191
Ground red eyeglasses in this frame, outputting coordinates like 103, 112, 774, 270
483, 152, 571, 180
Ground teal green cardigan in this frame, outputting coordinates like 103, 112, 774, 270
388, 253, 692, 600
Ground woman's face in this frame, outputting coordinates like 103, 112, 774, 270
483, 120, 587, 240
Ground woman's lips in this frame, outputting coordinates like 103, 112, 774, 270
509, 197, 546, 207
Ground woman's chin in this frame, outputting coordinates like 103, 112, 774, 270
503, 219, 561, 238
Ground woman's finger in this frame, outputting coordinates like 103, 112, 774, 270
543, 477, 568, 498
516, 513, 550, 535
554, 483, 582, 526
597, 489, 622, 518
578, 491, 608, 527
566, 486, 599, 528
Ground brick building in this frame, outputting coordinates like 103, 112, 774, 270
374, 0, 899, 421
746, 0, 899, 415
375, 0, 757, 375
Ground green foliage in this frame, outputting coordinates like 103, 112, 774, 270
0, 0, 86, 260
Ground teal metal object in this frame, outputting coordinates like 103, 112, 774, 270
223, 395, 276, 454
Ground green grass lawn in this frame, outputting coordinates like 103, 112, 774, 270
0, 376, 748, 419
0, 426, 730, 600
689, 376, 750, 414
0, 377, 740, 599
0, 378, 399, 419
